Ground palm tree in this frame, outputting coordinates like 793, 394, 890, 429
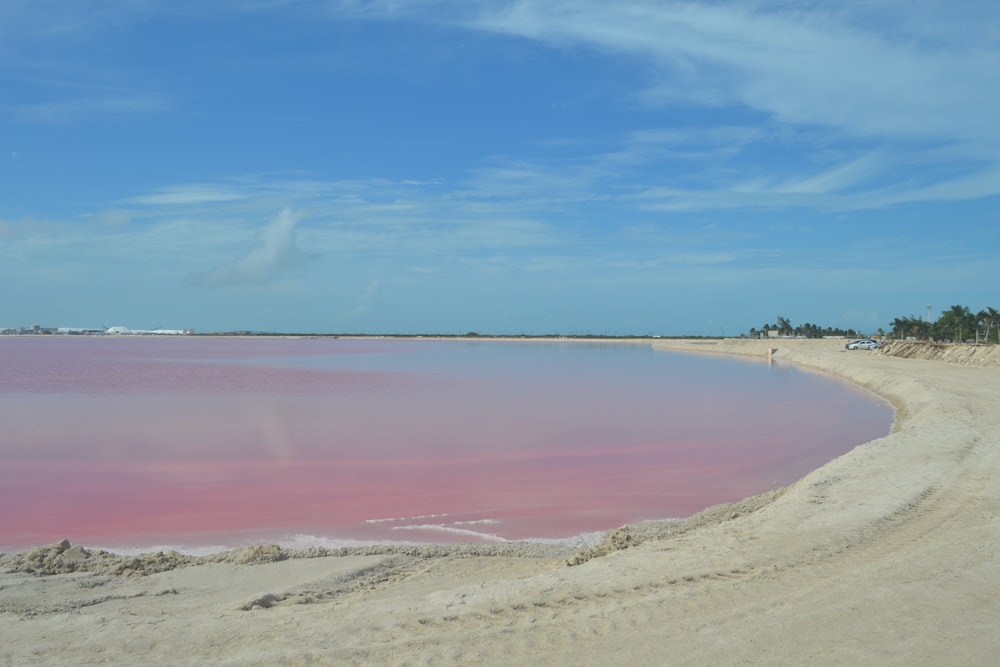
913, 315, 932, 340
776, 316, 793, 336
934, 305, 976, 342
978, 307, 1000, 344
890, 317, 909, 339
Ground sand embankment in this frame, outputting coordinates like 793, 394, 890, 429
880, 339, 1000, 366
3, 338, 999, 665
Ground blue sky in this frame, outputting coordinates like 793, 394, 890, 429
2, 1, 998, 335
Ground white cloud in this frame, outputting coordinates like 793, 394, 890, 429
187, 209, 307, 287
459, 1, 1000, 146
857, 166, 1000, 209
776, 153, 888, 195
0, 0, 217, 42
98, 209, 133, 226
130, 185, 246, 206
5, 93, 170, 124
298, 1, 1000, 211
663, 251, 740, 266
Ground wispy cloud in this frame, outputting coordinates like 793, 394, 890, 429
457, 2, 1000, 144
187, 209, 308, 287
308, 1, 1000, 211
607, 126, 766, 166
130, 185, 246, 206
775, 153, 888, 195
858, 165, 1000, 209
4, 93, 170, 124
0, 0, 214, 41
121, 174, 567, 261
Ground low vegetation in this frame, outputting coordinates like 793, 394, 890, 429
752, 305, 999, 344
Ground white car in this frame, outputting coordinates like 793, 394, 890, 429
845, 339, 881, 350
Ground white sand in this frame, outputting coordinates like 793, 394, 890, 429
3, 338, 999, 666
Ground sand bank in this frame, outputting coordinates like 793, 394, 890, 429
3, 338, 999, 665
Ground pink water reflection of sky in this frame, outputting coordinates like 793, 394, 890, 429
0, 337, 893, 551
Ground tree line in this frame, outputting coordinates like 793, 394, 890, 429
750, 305, 1000, 344
888, 305, 999, 344
749, 316, 862, 340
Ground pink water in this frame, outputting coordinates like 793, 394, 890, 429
0, 337, 892, 552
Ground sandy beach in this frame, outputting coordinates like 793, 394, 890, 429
3, 338, 999, 666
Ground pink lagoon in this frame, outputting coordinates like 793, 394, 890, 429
0, 336, 892, 553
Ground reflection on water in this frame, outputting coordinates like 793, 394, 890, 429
0, 337, 893, 551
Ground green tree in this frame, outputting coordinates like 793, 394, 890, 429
934, 305, 976, 342
890, 316, 909, 339
892, 315, 927, 340
799, 322, 820, 338
977, 307, 1000, 344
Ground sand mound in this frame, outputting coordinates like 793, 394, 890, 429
0, 539, 576, 577
880, 340, 1000, 366
1, 539, 196, 577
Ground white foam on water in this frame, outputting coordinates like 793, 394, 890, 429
364, 512, 450, 524
55, 525, 611, 557
390, 523, 507, 542
522, 530, 607, 548
277, 533, 423, 550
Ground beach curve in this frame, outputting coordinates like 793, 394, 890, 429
2, 338, 998, 665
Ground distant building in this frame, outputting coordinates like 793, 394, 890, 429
2, 324, 192, 336
106, 326, 191, 335
57, 328, 107, 335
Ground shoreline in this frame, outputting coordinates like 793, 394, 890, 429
0, 336, 882, 562
3, 338, 999, 665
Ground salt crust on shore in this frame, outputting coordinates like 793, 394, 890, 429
2, 338, 999, 665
